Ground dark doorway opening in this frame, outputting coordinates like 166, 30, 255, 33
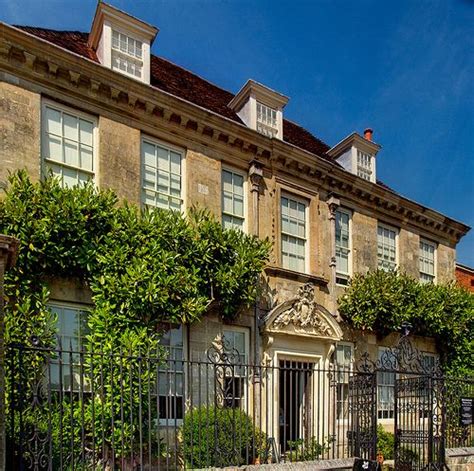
279, 360, 314, 453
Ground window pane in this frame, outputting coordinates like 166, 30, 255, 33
79, 119, 93, 146
49, 304, 89, 391
62, 167, 78, 187
420, 240, 435, 282
45, 107, 62, 135
377, 225, 397, 271
42, 104, 95, 186
64, 139, 79, 167
63, 113, 78, 141
45, 135, 62, 161
80, 145, 93, 171
222, 170, 245, 230
142, 140, 182, 210
281, 196, 306, 272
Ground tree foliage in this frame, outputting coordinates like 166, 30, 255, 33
1, 171, 270, 344
338, 270, 474, 374
0, 171, 270, 462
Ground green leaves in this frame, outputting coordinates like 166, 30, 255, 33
1, 171, 270, 348
1, 171, 270, 459
338, 270, 474, 374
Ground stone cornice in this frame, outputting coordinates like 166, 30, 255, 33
0, 23, 470, 243
265, 266, 329, 286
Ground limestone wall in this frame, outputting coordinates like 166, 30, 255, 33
0, 78, 41, 186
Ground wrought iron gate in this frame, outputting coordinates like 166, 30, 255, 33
355, 332, 451, 470
348, 372, 377, 460
395, 374, 444, 470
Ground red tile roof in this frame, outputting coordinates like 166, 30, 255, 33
17, 27, 98, 62
14, 26, 396, 193
16, 26, 333, 159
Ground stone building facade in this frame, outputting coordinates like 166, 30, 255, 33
0, 3, 470, 456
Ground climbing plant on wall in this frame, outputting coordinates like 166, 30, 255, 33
1, 171, 270, 345
338, 270, 474, 374
0, 170, 270, 462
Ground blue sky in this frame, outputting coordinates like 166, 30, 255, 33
2, 0, 473, 265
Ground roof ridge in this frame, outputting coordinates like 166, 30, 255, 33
14, 25, 89, 35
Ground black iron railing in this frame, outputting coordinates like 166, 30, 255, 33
6, 342, 473, 470
6, 342, 374, 470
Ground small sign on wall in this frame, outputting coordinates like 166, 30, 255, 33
460, 397, 473, 426
353, 458, 380, 470
198, 183, 209, 195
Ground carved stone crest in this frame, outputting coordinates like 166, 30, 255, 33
271, 283, 334, 337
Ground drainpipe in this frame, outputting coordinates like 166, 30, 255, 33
0, 235, 19, 471
327, 195, 340, 315
249, 160, 263, 432
249, 160, 263, 369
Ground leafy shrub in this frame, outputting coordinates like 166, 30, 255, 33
377, 425, 394, 460
286, 436, 333, 462
1, 172, 270, 466
338, 270, 474, 374
181, 406, 267, 468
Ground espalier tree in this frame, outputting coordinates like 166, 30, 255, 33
338, 270, 474, 375
0, 171, 270, 464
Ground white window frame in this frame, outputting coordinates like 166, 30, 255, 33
334, 342, 354, 422
377, 223, 399, 272
111, 27, 144, 80
419, 238, 437, 284
141, 135, 185, 212
356, 150, 373, 182
377, 347, 396, 421
221, 167, 247, 232
157, 324, 188, 426
256, 101, 278, 137
222, 326, 250, 411
48, 301, 90, 392
280, 193, 309, 274
335, 208, 352, 285
41, 99, 98, 186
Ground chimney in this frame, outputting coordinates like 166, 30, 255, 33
364, 128, 373, 141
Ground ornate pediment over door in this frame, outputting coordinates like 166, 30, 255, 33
263, 283, 343, 341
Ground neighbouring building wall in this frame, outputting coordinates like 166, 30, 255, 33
455, 264, 474, 292
0, 78, 41, 186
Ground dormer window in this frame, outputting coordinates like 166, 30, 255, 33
88, 2, 158, 85
256, 102, 277, 137
357, 150, 373, 181
228, 80, 288, 140
327, 129, 381, 183
111, 30, 143, 79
